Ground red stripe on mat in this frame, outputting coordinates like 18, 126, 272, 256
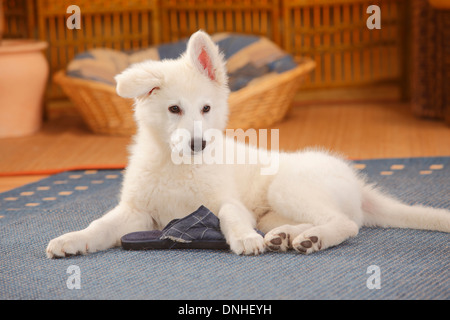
0, 164, 127, 177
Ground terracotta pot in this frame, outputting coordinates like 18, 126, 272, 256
0, 40, 49, 138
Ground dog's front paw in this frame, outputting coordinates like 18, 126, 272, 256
46, 231, 93, 258
229, 232, 265, 255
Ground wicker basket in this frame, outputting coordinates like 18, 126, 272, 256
54, 58, 315, 135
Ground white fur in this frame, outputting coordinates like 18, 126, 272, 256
46, 31, 450, 258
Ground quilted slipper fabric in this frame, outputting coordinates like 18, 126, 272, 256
121, 206, 230, 250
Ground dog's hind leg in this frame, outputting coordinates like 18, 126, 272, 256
290, 217, 359, 254
264, 173, 361, 254
262, 211, 359, 254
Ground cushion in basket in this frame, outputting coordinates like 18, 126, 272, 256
66, 33, 297, 92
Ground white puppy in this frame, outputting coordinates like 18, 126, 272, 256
47, 31, 450, 258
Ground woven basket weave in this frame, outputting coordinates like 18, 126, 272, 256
411, 0, 450, 124
54, 58, 315, 135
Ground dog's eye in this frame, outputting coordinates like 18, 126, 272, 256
168, 105, 181, 114
202, 105, 211, 113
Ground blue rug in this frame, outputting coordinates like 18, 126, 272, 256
1, 157, 449, 300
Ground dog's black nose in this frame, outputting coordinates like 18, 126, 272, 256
190, 139, 206, 152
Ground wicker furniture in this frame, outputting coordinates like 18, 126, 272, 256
4, 0, 420, 126
411, 0, 450, 124
282, 0, 406, 89
5, 0, 405, 99
160, 0, 281, 45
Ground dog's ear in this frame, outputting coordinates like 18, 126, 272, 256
115, 61, 164, 98
187, 30, 227, 86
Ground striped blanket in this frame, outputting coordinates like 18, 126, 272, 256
66, 33, 297, 92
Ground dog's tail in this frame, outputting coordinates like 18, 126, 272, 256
361, 184, 450, 232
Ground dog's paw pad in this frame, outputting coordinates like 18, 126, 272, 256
309, 236, 319, 243
293, 235, 321, 255
264, 232, 290, 252
270, 236, 282, 245
300, 240, 312, 248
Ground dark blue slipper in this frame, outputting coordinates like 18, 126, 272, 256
121, 206, 230, 250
